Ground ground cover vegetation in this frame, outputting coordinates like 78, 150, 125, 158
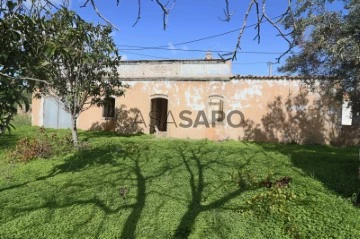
0, 121, 359, 238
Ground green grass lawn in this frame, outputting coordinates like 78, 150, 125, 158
0, 121, 360, 239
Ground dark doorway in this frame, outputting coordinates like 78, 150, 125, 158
150, 98, 168, 134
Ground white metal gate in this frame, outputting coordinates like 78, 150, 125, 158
43, 97, 72, 129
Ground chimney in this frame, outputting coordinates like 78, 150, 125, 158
205, 50, 213, 60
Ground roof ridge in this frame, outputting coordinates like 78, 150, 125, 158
230, 74, 335, 80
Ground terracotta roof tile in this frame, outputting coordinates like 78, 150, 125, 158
230, 74, 334, 80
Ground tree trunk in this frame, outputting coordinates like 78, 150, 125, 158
71, 116, 79, 147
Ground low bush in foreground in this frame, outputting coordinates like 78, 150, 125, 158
0, 126, 359, 238
6, 127, 73, 162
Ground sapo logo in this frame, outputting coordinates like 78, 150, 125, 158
121, 110, 245, 129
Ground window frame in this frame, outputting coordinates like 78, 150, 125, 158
102, 97, 116, 119
208, 95, 225, 124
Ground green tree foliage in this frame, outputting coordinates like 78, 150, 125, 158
280, 0, 360, 112
0, 2, 125, 144
0, 0, 50, 134
38, 9, 126, 146
0, 81, 30, 134
2, 0, 359, 137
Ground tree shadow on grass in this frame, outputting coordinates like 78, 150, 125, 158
120, 153, 146, 239
34, 140, 256, 238
78, 130, 143, 142
0, 126, 38, 151
0, 140, 104, 194
0, 134, 20, 151
171, 142, 259, 238
2, 138, 286, 238
45, 143, 149, 237
259, 143, 359, 198
1, 140, 184, 239
238, 90, 359, 199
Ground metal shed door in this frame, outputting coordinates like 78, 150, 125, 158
43, 97, 72, 129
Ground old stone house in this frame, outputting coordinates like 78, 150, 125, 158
32, 56, 356, 145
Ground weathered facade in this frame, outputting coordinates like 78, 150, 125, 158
32, 58, 346, 145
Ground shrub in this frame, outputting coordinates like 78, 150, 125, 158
248, 184, 297, 214
7, 127, 73, 162
247, 176, 300, 238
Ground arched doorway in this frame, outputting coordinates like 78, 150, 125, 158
150, 97, 168, 134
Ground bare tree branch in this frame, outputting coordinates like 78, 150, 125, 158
261, 0, 294, 62
132, 0, 141, 27
87, 0, 120, 30
80, 0, 90, 8
0, 72, 51, 85
226, 0, 295, 61
154, 0, 176, 30
275, 48, 292, 63
43, 0, 60, 10
231, 0, 255, 60
218, 0, 235, 22
262, 6, 291, 45
20, 0, 298, 63
253, 0, 262, 44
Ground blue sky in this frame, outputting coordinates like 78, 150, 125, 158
72, 0, 294, 76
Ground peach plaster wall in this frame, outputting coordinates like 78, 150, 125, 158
32, 78, 342, 144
